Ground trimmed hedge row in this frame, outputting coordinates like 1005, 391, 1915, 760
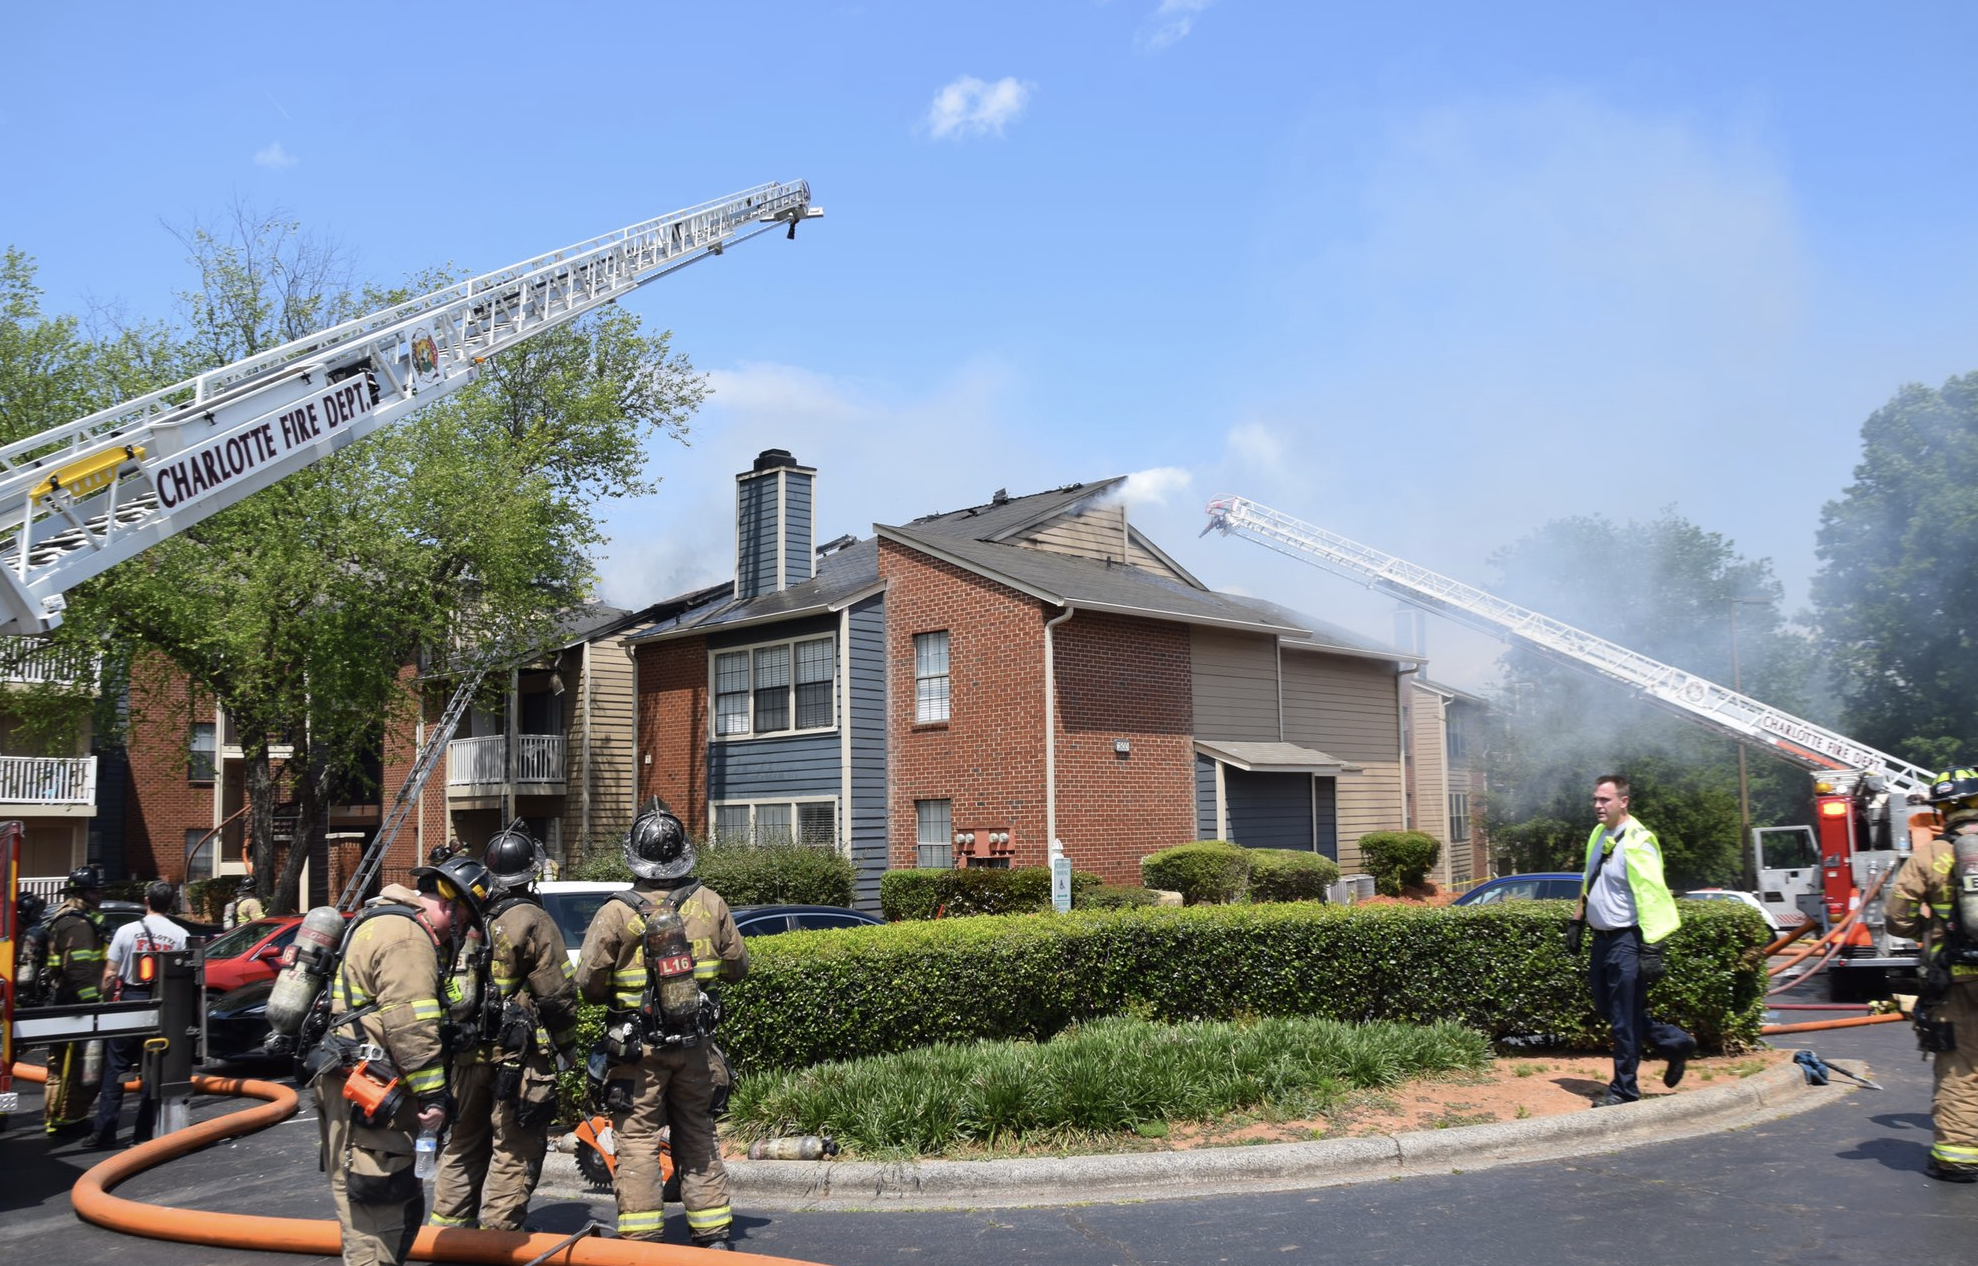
1139, 841, 1341, 904
710, 898, 1770, 1075
571, 841, 854, 908
879, 866, 1107, 920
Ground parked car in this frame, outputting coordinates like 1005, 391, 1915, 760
732, 904, 883, 936
199, 914, 357, 993
1452, 873, 1583, 906
203, 977, 280, 1065
536, 881, 633, 963
1682, 888, 1789, 934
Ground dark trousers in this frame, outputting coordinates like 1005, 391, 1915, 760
93, 984, 155, 1143
1589, 927, 1692, 1101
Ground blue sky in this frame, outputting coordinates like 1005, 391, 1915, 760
7, 2, 1978, 689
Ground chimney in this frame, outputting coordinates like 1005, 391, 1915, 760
735, 449, 817, 599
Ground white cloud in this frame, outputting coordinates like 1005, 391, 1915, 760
1135, 0, 1216, 53
925, 75, 1033, 141
1224, 421, 1284, 469
1120, 466, 1192, 507
252, 142, 297, 169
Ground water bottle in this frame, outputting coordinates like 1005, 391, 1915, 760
747, 1134, 840, 1161
414, 1125, 439, 1179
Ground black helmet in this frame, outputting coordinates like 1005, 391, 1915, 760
483, 824, 544, 890
411, 853, 495, 921
17, 891, 47, 926
427, 842, 457, 866
66, 865, 106, 893
624, 803, 693, 881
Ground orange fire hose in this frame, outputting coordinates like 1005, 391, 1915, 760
1766, 865, 1895, 978
1759, 920, 1816, 958
15, 1062, 816, 1265
1759, 1012, 1906, 1035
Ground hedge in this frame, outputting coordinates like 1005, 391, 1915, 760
1139, 841, 1249, 904
1246, 849, 1340, 902
705, 897, 1769, 1075
570, 840, 853, 908
879, 866, 1105, 921
1358, 830, 1441, 896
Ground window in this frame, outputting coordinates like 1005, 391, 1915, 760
711, 799, 838, 848
1449, 792, 1471, 843
916, 798, 952, 868
1446, 719, 1468, 762
189, 722, 217, 781
914, 631, 950, 724
712, 635, 835, 738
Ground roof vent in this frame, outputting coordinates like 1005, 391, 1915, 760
991, 487, 1009, 505
753, 448, 799, 473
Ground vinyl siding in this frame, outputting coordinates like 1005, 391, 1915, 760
735, 475, 777, 600
1014, 502, 1127, 563
783, 471, 814, 589
1408, 683, 1454, 884
1314, 776, 1338, 859
564, 633, 639, 855
1280, 651, 1400, 762
1195, 752, 1219, 839
1125, 529, 1195, 583
1224, 769, 1312, 851
1334, 763, 1405, 874
846, 593, 888, 910
1190, 628, 1280, 742
708, 730, 841, 800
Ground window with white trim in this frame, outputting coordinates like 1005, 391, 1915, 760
916, 798, 952, 869
914, 630, 950, 724
711, 634, 835, 738
189, 722, 217, 782
711, 799, 838, 848
1449, 792, 1472, 843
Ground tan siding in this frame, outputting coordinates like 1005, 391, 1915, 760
1280, 651, 1400, 763
1334, 763, 1406, 874
1014, 502, 1127, 563
562, 634, 640, 858
1408, 683, 1454, 884
1190, 628, 1279, 742
1124, 529, 1195, 584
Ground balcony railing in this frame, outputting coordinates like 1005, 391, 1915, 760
0, 754, 97, 805
446, 734, 565, 787
0, 637, 99, 689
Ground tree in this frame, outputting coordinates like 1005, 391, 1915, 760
1479, 510, 1820, 888
1812, 374, 1978, 770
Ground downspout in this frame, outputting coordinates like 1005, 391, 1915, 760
1044, 604, 1076, 851
1396, 667, 1417, 830
624, 639, 640, 819
580, 645, 594, 859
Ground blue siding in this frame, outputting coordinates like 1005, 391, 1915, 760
708, 730, 840, 799
1314, 776, 1338, 860
1225, 769, 1313, 851
736, 476, 776, 599
847, 593, 888, 910
784, 472, 814, 588
1196, 754, 1218, 839
706, 612, 839, 651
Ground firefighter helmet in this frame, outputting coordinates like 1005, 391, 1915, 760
412, 853, 495, 921
1930, 766, 1978, 828
624, 804, 694, 881
66, 864, 106, 893
17, 890, 47, 926
483, 825, 544, 890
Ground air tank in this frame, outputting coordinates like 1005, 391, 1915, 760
266, 905, 347, 1036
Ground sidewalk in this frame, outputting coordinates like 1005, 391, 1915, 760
535, 1058, 1848, 1212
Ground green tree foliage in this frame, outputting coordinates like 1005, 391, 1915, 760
1479, 511, 1819, 888
1812, 375, 1978, 769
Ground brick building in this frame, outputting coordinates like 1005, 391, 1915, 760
630, 450, 1443, 908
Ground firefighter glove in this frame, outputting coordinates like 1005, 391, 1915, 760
1563, 918, 1585, 955
1639, 939, 1667, 986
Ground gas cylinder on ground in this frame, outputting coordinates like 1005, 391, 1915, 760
748, 1135, 840, 1161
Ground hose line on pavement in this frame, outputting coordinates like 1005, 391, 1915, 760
14, 1061, 812, 1266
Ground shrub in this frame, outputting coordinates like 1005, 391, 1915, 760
1139, 841, 1248, 904
567, 838, 853, 907
880, 866, 1105, 921
1246, 849, 1340, 903
708, 899, 1767, 1075
1077, 883, 1159, 910
1358, 831, 1441, 896
184, 874, 243, 922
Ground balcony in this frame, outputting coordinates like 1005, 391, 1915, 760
445, 734, 565, 797
0, 754, 98, 815
0, 637, 100, 690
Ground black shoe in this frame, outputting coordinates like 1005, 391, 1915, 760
85, 1130, 119, 1151
694, 1239, 734, 1251
1926, 1158, 1978, 1183
1590, 1092, 1634, 1108
1663, 1039, 1697, 1089
46, 1120, 92, 1140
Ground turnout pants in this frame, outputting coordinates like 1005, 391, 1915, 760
429, 1060, 493, 1227
44, 1039, 100, 1132
314, 1071, 424, 1266
607, 1043, 731, 1243
1932, 983, 1978, 1176
430, 1050, 559, 1231
1589, 927, 1693, 1102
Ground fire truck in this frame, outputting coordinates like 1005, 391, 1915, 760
0, 181, 821, 1127
1205, 495, 1935, 1001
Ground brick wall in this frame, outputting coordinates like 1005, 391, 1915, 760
1051, 611, 1196, 883
122, 652, 218, 882
634, 636, 709, 837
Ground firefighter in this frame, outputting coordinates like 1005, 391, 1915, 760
576, 805, 749, 1250
429, 825, 580, 1231
43, 865, 108, 1138
1887, 766, 1978, 1183
315, 854, 490, 1266
14, 891, 49, 1007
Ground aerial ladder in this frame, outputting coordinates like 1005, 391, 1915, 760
0, 182, 822, 637
2, 181, 822, 1123
1204, 494, 1933, 996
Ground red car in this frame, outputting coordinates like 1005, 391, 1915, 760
200, 915, 347, 993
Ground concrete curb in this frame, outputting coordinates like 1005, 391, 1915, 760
536, 1059, 1847, 1211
